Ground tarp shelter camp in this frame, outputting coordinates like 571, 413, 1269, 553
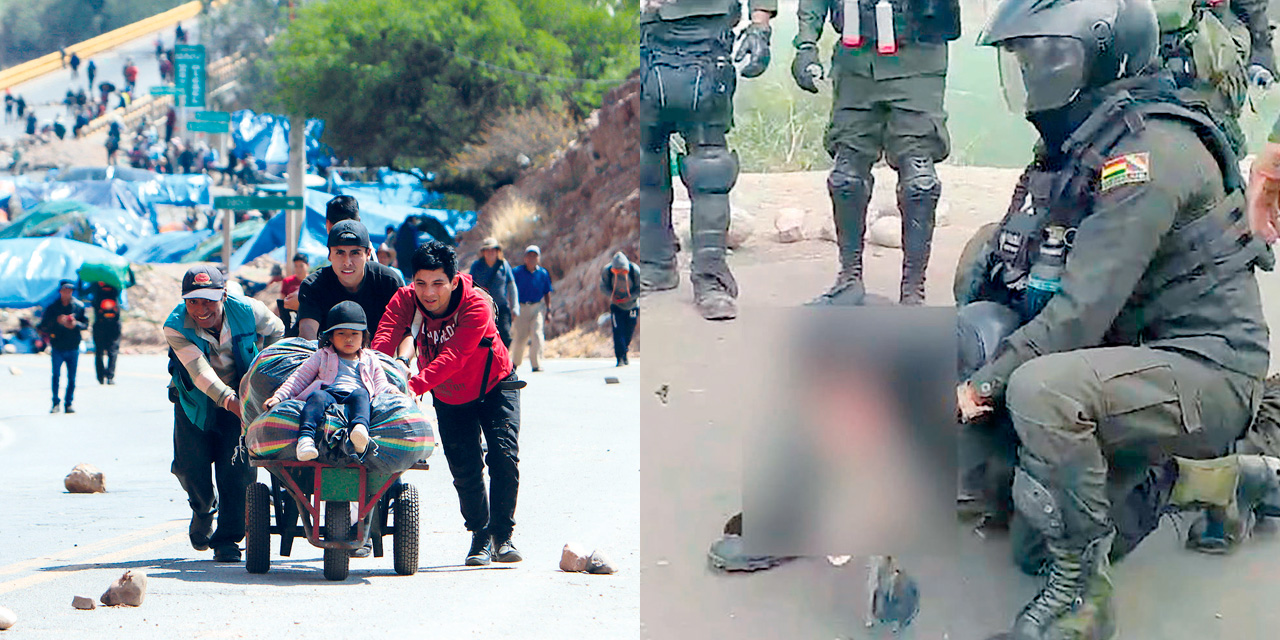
226, 189, 458, 271
124, 229, 215, 264
0, 238, 133, 308
0, 201, 153, 256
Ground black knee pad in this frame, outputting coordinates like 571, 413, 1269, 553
898, 156, 941, 201
683, 146, 738, 195
827, 150, 873, 198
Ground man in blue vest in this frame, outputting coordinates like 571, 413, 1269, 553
164, 266, 284, 562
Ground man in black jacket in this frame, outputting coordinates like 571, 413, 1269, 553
38, 280, 88, 413
89, 281, 122, 385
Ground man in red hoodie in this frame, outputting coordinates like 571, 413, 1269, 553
373, 241, 525, 566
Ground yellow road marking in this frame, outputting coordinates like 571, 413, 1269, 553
0, 532, 188, 596
0, 519, 183, 577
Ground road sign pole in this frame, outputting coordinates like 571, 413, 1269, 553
222, 209, 233, 269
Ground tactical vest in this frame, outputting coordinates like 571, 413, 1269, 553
1156, 0, 1250, 121
991, 85, 1273, 325
165, 294, 261, 430
829, 0, 961, 46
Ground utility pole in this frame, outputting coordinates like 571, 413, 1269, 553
284, 1, 305, 262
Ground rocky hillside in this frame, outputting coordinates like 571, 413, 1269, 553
457, 72, 640, 346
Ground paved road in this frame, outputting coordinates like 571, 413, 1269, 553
2, 22, 200, 140
0, 354, 638, 639
639, 241, 1280, 638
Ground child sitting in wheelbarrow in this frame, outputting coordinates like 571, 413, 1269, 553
264, 301, 402, 460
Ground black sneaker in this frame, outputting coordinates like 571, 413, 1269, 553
190, 511, 215, 551
64, 404, 75, 414
465, 530, 492, 566
50, 402, 61, 414
213, 544, 241, 562
493, 536, 523, 563
107, 378, 115, 386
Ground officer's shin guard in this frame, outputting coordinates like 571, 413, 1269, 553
810, 151, 872, 306
989, 456, 1117, 640
683, 143, 739, 320
638, 131, 679, 292
897, 157, 941, 306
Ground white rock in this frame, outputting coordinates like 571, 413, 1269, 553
586, 550, 617, 575
827, 555, 852, 566
65, 463, 106, 494
0, 605, 15, 629
727, 205, 755, 249
868, 216, 901, 248
774, 208, 805, 244
100, 570, 146, 607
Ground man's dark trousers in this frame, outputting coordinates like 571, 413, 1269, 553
171, 404, 254, 550
94, 323, 120, 383
51, 349, 79, 406
432, 373, 521, 539
611, 305, 638, 362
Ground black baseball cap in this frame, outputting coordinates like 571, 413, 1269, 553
328, 220, 371, 249
182, 265, 226, 300
323, 300, 367, 334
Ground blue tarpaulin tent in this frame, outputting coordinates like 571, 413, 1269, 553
231, 110, 329, 172
0, 238, 132, 308
124, 230, 215, 264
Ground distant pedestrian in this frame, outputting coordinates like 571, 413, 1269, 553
159, 57, 173, 83
15, 94, 25, 118
87, 59, 96, 89
179, 143, 196, 174
89, 281, 122, 385
175, 23, 187, 44
165, 107, 176, 143
3, 91, 12, 123
511, 245, 552, 372
395, 215, 420, 280
469, 237, 518, 348
123, 60, 138, 92
600, 251, 639, 367
38, 280, 88, 414
69, 52, 80, 78
25, 112, 36, 136
155, 37, 164, 61
60, 47, 67, 69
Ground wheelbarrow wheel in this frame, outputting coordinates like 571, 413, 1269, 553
323, 501, 350, 581
393, 484, 420, 576
245, 482, 271, 574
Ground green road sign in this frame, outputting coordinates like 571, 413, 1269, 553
213, 196, 304, 210
193, 111, 231, 124
186, 120, 229, 134
175, 44, 206, 108
149, 85, 179, 96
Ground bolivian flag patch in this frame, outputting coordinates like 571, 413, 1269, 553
1100, 152, 1150, 192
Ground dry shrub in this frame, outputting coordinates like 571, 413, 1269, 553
448, 107, 577, 177
482, 194, 542, 256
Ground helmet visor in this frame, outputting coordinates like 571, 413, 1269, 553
997, 36, 1086, 113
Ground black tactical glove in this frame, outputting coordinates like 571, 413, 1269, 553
734, 23, 772, 78
791, 44, 822, 93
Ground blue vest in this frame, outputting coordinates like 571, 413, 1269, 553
165, 294, 260, 429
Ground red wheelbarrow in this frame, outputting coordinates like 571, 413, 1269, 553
244, 458, 428, 581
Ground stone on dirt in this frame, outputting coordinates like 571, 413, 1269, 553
560, 543, 592, 573
775, 208, 805, 243
0, 605, 16, 629
586, 550, 617, 575
64, 464, 106, 494
71, 596, 95, 610
100, 570, 146, 607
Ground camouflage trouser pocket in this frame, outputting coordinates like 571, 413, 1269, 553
1089, 354, 1204, 438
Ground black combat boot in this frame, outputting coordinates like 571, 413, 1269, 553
897, 157, 941, 306
809, 164, 871, 306
685, 147, 739, 320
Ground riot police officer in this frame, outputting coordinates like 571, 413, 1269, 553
963, 0, 1276, 637
638, 0, 776, 321
793, 0, 960, 306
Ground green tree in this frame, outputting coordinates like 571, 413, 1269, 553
268, 0, 637, 171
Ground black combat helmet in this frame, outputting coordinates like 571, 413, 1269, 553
977, 0, 1159, 114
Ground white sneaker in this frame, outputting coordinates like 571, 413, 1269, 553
350, 424, 370, 453
296, 437, 319, 461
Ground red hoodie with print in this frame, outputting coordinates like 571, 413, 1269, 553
372, 273, 513, 404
